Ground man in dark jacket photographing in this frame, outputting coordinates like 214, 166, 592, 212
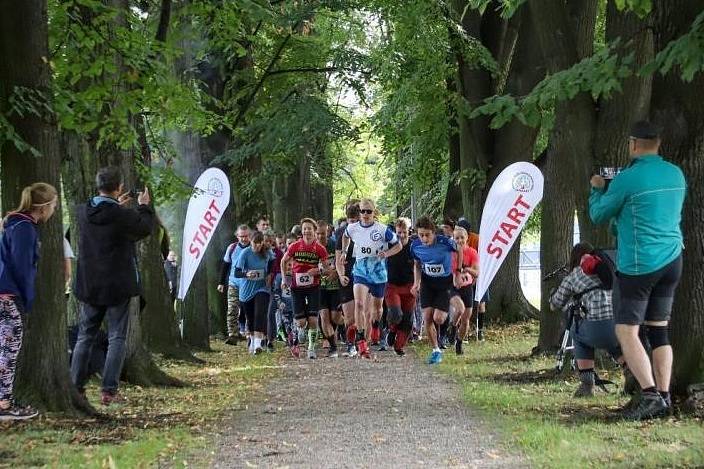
70, 166, 154, 406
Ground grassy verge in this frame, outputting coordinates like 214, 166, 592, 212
417, 322, 704, 468
0, 341, 279, 468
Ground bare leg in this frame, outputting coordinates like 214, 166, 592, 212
615, 324, 656, 389
423, 308, 438, 348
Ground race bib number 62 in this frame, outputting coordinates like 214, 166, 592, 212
296, 272, 314, 286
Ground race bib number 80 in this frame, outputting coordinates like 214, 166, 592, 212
423, 264, 446, 277
295, 272, 314, 286
353, 244, 376, 259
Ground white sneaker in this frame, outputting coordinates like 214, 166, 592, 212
345, 344, 358, 358
307, 349, 317, 359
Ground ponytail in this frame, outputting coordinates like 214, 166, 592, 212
2, 182, 58, 226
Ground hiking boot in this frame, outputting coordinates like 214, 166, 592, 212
455, 338, 463, 355
387, 330, 396, 347
621, 392, 668, 421
100, 391, 126, 407
428, 350, 442, 365
574, 371, 595, 398
224, 335, 238, 346
0, 403, 38, 421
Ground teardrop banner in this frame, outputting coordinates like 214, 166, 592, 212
178, 167, 231, 301
474, 162, 544, 302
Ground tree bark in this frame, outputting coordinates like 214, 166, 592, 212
530, 0, 598, 352
0, 0, 92, 414
650, 0, 704, 395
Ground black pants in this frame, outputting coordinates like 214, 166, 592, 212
241, 292, 270, 334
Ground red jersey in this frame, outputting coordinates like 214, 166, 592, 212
286, 239, 328, 288
452, 246, 479, 286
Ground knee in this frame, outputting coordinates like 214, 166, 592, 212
644, 324, 670, 349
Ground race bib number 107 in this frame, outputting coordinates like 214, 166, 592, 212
423, 264, 446, 277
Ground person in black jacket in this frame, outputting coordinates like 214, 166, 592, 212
70, 167, 154, 406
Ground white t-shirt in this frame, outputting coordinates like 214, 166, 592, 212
63, 238, 75, 259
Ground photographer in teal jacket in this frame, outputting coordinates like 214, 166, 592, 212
589, 120, 686, 421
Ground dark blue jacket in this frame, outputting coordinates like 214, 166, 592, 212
0, 213, 40, 312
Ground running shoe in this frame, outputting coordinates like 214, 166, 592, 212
394, 348, 405, 357
455, 338, 463, 355
387, 330, 396, 347
428, 350, 443, 365
267, 342, 275, 352
621, 392, 669, 421
255, 346, 264, 355
438, 337, 447, 350
308, 349, 317, 360
291, 344, 301, 358
477, 330, 485, 342
224, 335, 238, 346
0, 403, 38, 421
346, 343, 358, 358
370, 326, 381, 345
327, 347, 339, 358
378, 334, 388, 351
358, 339, 372, 359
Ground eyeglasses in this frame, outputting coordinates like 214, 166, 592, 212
360, 209, 373, 214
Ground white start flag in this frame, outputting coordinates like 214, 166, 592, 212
474, 162, 543, 302
178, 168, 231, 301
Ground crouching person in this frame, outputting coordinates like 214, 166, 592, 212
550, 243, 625, 398
71, 167, 154, 406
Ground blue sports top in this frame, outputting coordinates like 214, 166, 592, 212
410, 234, 457, 279
234, 247, 275, 302
224, 242, 249, 287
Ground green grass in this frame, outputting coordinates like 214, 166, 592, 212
0, 342, 280, 468
417, 322, 704, 468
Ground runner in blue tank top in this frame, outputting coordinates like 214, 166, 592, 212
410, 216, 461, 365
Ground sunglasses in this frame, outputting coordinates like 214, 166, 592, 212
360, 209, 374, 214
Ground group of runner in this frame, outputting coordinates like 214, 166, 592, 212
218, 199, 485, 364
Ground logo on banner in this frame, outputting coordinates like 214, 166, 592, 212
512, 172, 534, 192
207, 178, 224, 197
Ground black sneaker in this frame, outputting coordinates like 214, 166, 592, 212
224, 335, 238, 346
0, 404, 39, 421
455, 338, 463, 355
477, 330, 485, 342
621, 392, 668, 421
439, 336, 447, 350
267, 342, 275, 352
395, 349, 405, 356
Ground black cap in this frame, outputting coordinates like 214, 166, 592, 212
457, 218, 472, 232
630, 120, 661, 140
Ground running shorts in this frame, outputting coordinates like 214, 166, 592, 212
292, 286, 321, 320
614, 255, 682, 325
420, 275, 452, 312
319, 288, 340, 313
452, 285, 474, 309
353, 275, 386, 299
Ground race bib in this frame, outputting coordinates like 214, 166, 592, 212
295, 272, 315, 287
353, 243, 377, 259
423, 263, 446, 277
249, 269, 265, 280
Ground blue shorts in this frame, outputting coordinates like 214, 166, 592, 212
353, 276, 386, 299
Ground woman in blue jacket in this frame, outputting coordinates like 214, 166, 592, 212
0, 182, 58, 421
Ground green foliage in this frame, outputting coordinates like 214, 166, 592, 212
613, 0, 652, 18
643, 9, 704, 82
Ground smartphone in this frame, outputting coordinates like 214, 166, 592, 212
593, 166, 622, 180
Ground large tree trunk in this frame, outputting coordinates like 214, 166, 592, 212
531, 0, 598, 352
0, 0, 92, 414
583, 3, 654, 246
650, 0, 704, 396
484, 4, 544, 323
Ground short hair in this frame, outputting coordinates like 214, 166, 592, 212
257, 215, 269, 223
96, 167, 122, 193
316, 219, 328, 230
415, 216, 436, 232
237, 224, 250, 233
286, 232, 297, 241
395, 217, 411, 229
570, 242, 594, 270
300, 218, 318, 230
346, 204, 360, 219
443, 216, 456, 229
275, 232, 285, 238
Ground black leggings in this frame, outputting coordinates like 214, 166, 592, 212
241, 292, 270, 334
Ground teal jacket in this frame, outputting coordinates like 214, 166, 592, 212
589, 154, 686, 275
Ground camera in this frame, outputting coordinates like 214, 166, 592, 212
126, 188, 142, 198
593, 166, 622, 189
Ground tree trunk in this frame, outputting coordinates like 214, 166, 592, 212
483, 4, 543, 323
650, 0, 704, 395
0, 0, 92, 414
531, 0, 598, 352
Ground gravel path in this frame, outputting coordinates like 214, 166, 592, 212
215, 348, 524, 468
